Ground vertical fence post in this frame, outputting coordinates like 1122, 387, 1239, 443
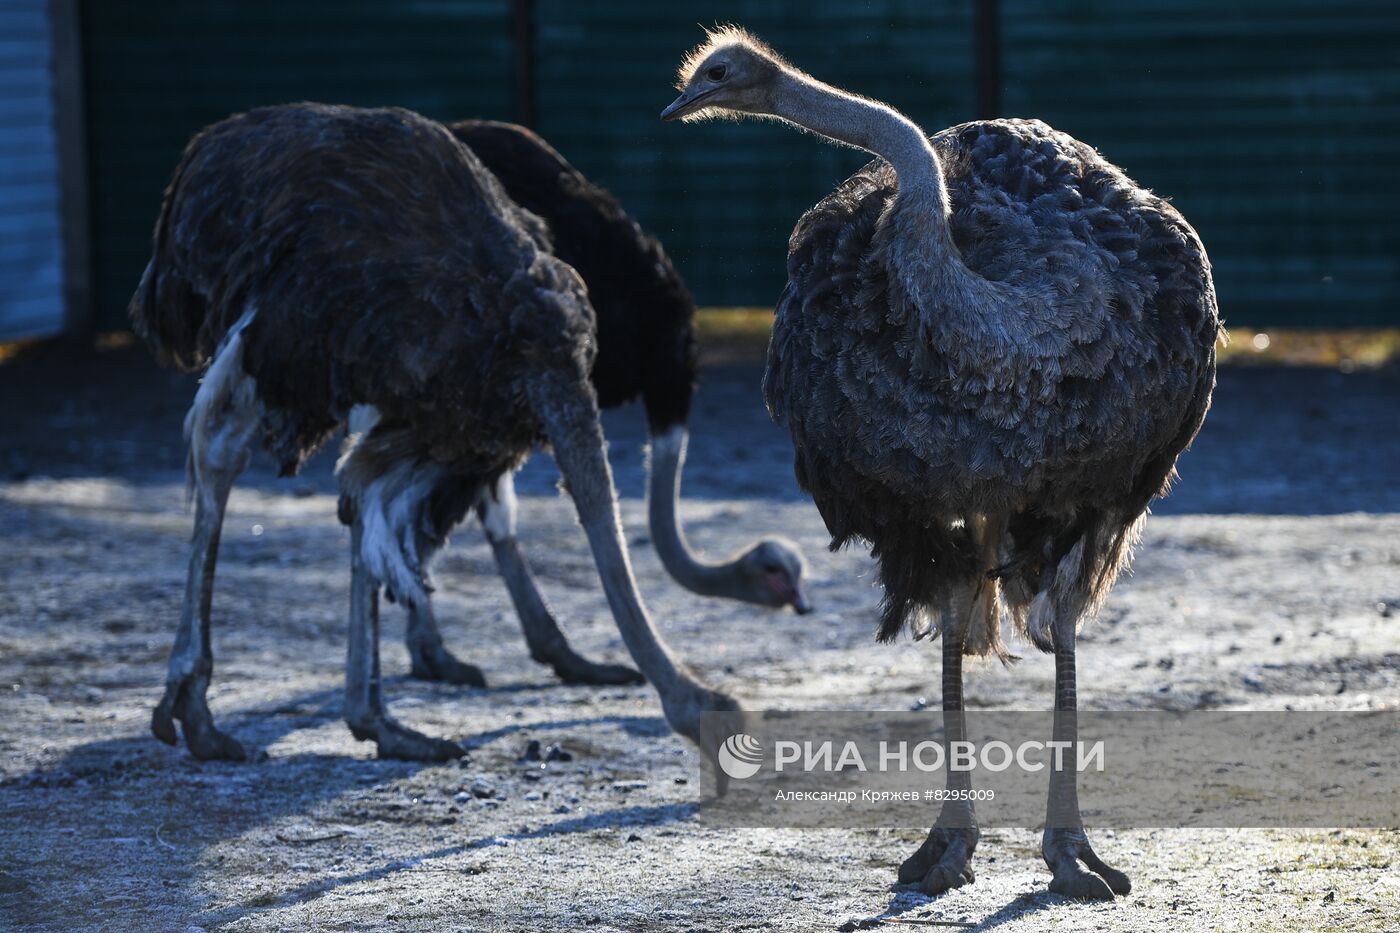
511, 0, 536, 128
975, 0, 1000, 119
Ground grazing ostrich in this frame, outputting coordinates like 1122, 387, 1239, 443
664, 29, 1220, 899
355, 119, 804, 688
131, 103, 735, 762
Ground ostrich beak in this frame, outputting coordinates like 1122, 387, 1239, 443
660, 87, 716, 122
790, 582, 813, 615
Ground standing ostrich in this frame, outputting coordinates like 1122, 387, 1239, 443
664, 29, 1220, 899
131, 103, 734, 762
369, 119, 806, 688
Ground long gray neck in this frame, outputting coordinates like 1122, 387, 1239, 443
765, 67, 1013, 330
647, 426, 748, 599
770, 71, 944, 196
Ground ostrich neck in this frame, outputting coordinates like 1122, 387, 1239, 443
771, 71, 944, 205
647, 427, 747, 598
769, 70, 1011, 318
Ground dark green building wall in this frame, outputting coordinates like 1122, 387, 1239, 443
80, 1, 1399, 330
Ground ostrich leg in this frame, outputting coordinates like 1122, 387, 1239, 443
402, 471, 643, 687
152, 328, 259, 762
898, 612, 979, 894
346, 519, 464, 761
1041, 606, 1132, 899
405, 596, 486, 687
151, 479, 246, 760
403, 526, 485, 688
526, 371, 739, 758
480, 472, 643, 686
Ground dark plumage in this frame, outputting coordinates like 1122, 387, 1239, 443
771, 120, 1219, 654
447, 120, 698, 433
132, 103, 732, 764
449, 120, 808, 614
133, 104, 576, 483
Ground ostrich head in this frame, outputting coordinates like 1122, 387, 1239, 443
733, 537, 810, 614
661, 26, 788, 123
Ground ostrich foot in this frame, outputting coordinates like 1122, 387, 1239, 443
348, 716, 465, 762
540, 647, 644, 687
151, 675, 246, 761
897, 824, 979, 895
1042, 827, 1131, 900
408, 641, 487, 688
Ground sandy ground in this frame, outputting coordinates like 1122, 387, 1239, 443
0, 345, 1397, 932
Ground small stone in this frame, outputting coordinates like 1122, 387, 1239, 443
524, 791, 542, 802
519, 739, 542, 762
470, 779, 495, 799
544, 743, 572, 762
626, 832, 642, 842
454, 791, 470, 803
553, 804, 571, 814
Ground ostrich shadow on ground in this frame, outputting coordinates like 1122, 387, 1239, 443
838, 883, 1083, 930
1, 680, 685, 929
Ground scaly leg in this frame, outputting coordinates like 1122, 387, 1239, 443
346, 520, 464, 761
897, 625, 979, 895
405, 586, 486, 687
151, 484, 246, 760
152, 321, 258, 761
1042, 611, 1131, 899
480, 472, 642, 685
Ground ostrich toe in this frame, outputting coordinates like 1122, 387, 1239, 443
408, 641, 487, 688
547, 651, 644, 687
897, 825, 978, 895
1043, 827, 1130, 900
349, 716, 465, 762
151, 676, 246, 761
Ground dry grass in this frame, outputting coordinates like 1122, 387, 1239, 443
696, 309, 1400, 369
5, 321, 1398, 370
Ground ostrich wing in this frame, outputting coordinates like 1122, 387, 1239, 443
767, 119, 1220, 522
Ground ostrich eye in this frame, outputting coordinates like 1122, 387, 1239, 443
707, 64, 728, 81
762, 564, 782, 574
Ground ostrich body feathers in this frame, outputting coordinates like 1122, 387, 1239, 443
130, 103, 594, 488
447, 121, 699, 434
768, 119, 1220, 652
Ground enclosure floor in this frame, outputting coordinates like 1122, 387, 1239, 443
1, 349, 1396, 931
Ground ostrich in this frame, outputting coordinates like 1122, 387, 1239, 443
361, 119, 805, 689
664, 29, 1220, 899
131, 103, 734, 762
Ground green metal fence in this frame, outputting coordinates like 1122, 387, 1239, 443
80, 0, 514, 331
80, 1, 1399, 330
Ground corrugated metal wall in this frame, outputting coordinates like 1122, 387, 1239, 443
77, 1, 1399, 330
79, 0, 514, 330
0, 0, 66, 341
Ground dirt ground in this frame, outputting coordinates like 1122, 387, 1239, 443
1, 343, 1397, 932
